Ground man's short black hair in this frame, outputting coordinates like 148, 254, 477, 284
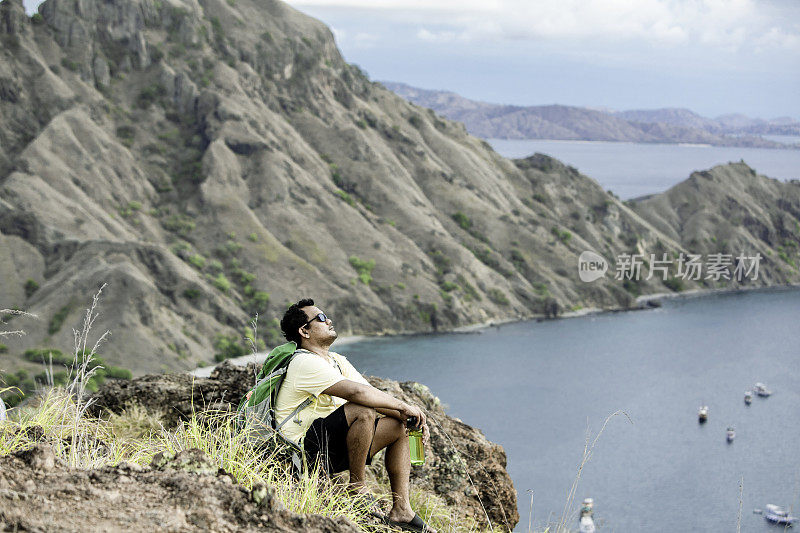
281, 298, 314, 347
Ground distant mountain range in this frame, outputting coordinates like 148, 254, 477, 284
383, 82, 800, 149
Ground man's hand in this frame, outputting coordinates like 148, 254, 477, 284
398, 401, 426, 430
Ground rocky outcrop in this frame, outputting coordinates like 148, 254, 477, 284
368, 377, 519, 529
0, 443, 362, 532
89, 361, 519, 529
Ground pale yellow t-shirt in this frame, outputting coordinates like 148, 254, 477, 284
274, 349, 370, 445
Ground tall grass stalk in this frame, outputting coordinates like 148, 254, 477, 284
554, 410, 631, 533
64, 284, 110, 467
0, 308, 38, 339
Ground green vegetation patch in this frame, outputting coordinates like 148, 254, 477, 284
487, 288, 510, 306
161, 213, 196, 237
136, 83, 167, 109
349, 256, 375, 285
212, 273, 231, 292
551, 226, 572, 244
213, 333, 247, 362
335, 190, 356, 207
48, 304, 72, 335
451, 211, 472, 231
24, 279, 39, 298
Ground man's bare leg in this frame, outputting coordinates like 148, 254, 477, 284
343, 405, 436, 531
343, 402, 378, 493
368, 416, 416, 523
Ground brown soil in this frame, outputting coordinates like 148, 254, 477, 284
0, 444, 361, 532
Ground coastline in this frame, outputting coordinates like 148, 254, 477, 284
189, 283, 800, 377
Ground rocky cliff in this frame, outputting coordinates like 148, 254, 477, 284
0, 0, 799, 382
88, 360, 520, 529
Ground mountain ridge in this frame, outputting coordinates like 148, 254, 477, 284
383, 81, 800, 146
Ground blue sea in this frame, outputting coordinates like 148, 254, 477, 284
487, 139, 800, 199
344, 288, 800, 532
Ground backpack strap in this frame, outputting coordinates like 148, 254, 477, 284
275, 396, 314, 432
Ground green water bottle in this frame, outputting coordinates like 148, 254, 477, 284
407, 417, 425, 466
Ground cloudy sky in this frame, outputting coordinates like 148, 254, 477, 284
23, 0, 800, 119
283, 0, 800, 119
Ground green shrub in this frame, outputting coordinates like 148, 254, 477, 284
223, 240, 242, 255
161, 213, 195, 236
106, 366, 132, 379
208, 259, 223, 272
171, 241, 192, 257
60, 58, 80, 72
532, 193, 548, 204
551, 226, 572, 244
439, 281, 458, 292
349, 256, 375, 285
336, 190, 356, 207
663, 277, 685, 292
247, 232, 258, 242
183, 288, 200, 299
451, 212, 472, 231
23, 348, 70, 365
245, 291, 270, 314
471, 247, 510, 276
31, 13, 44, 24
212, 273, 230, 292
487, 288, 510, 306
237, 270, 256, 285
188, 254, 206, 269
48, 305, 71, 335
24, 279, 39, 298
116, 125, 135, 146
0, 344, 6, 353
136, 83, 167, 109
428, 250, 451, 275
213, 334, 247, 362
408, 114, 422, 129
457, 275, 481, 302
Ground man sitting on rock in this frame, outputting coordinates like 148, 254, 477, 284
276, 298, 435, 532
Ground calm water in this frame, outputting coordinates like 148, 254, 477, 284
487, 139, 800, 199
344, 288, 800, 532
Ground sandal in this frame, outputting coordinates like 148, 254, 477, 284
382, 512, 434, 532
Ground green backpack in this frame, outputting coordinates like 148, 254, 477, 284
237, 341, 313, 468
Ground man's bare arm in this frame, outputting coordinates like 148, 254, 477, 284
375, 407, 407, 421
322, 379, 426, 426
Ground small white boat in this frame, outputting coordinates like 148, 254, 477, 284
579, 515, 596, 533
698, 406, 708, 423
744, 391, 752, 405
579, 498, 596, 533
764, 504, 797, 525
726, 427, 735, 442
754, 383, 772, 397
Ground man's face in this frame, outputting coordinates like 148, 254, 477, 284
300, 305, 337, 344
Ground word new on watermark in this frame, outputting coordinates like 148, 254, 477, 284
578, 251, 762, 283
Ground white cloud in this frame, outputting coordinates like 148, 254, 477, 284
288, 0, 800, 52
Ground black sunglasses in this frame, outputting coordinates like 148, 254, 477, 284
302, 312, 328, 328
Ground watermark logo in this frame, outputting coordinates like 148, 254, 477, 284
578, 251, 608, 282
578, 251, 762, 283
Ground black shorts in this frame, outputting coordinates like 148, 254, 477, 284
303, 405, 376, 474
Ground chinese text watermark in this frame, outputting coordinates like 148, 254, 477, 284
578, 252, 762, 282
